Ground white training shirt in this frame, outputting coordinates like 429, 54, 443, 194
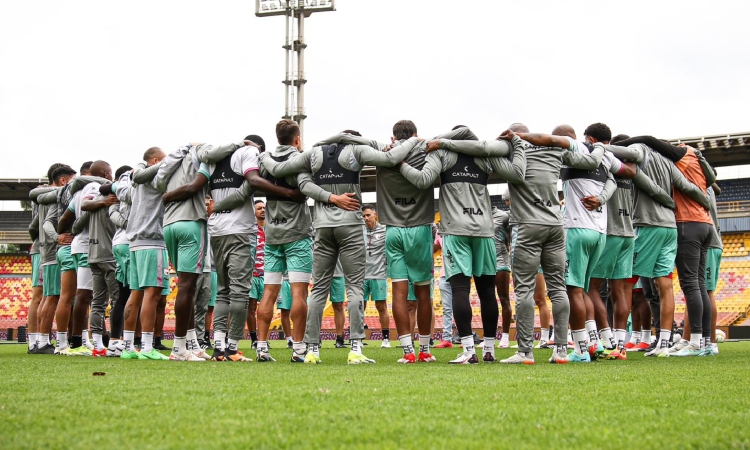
207, 147, 260, 237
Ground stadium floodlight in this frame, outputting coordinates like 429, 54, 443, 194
255, 0, 336, 145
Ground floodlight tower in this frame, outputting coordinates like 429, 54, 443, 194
256, 0, 336, 145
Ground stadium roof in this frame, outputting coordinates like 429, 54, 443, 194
0, 178, 48, 201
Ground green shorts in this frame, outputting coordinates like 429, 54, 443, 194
364, 279, 387, 301
705, 247, 722, 292
164, 221, 207, 274
632, 226, 678, 279
209, 271, 218, 307
42, 263, 61, 297
591, 235, 634, 280
442, 235, 496, 279
250, 276, 264, 300
128, 248, 169, 291
329, 277, 345, 303
406, 280, 433, 301
31, 254, 42, 288
565, 228, 606, 291
113, 244, 130, 286
72, 252, 88, 270
265, 237, 313, 275
386, 225, 434, 283
56, 246, 76, 273
277, 280, 292, 310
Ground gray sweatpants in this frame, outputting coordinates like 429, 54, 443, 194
511, 223, 570, 353
305, 225, 366, 344
212, 233, 256, 341
194, 271, 212, 339
89, 261, 119, 336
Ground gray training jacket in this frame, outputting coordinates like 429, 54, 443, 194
29, 186, 58, 265
259, 137, 420, 229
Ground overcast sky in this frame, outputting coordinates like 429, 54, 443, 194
1, 0, 748, 204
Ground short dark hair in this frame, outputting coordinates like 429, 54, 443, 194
115, 165, 132, 179
393, 120, 417, 141
143, 147, 162, 162
611, 134, 630, 144
583, 123, 612, 143
342, 130, 362, 137
362, 204, 376, 212
245, 134, 266, 152
254, 200, 265, 205
47, 163, 67, 184
80, 161, 93, 174
276, 120, 300, 146
51, 165, 76, 183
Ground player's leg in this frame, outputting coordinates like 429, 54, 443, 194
28, 253, 43, 352
37, 263, 61, 354
705, 247, 722, 352
443, 235, 478, 365
121, 281, 144, 359
539, 225, 571, 364
223, 234, 254, 362
472, 236, 500, 362
495, 270, 511, 348
303, 229, 337, 362
248, 296, 259, 347
286, 237, 313, 359
386, 226, 413, 360
89, 261, 112, 356
337, 225, 371, 364
374, 299, 390, 346
193, 272, 210, 349
256, 276, 281, 361
403, 225, 435, 362
533, 271, 551, 347
564, 229, 596, 362
53, 246, 77, 354
434, 275, 453, 348
330, 276, 345, 347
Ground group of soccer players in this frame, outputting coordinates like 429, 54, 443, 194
25, 118, 722, 364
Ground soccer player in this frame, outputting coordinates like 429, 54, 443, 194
119, 147, 173, 361
434, 232, 454, 348
158, 145, 213, 362
27, 187, 44, 353
492, 204, 512, 349
259, 128, 420, 364
409, 129, 526, 364
197, 135, 307, 362
362, 204, 391, 347
248, 200, 266, 349
604, 139, 711, 356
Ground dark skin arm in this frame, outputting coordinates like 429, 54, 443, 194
57, 209, 76, 235
581, 162, 637, 211
99, 183, 114, 196
162, 174, 208, 204
245, 170, 306, 203
81, 194, 119, 211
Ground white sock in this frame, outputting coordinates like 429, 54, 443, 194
308, 343, 320, 357
227, 338, 239, 353
28, 333, 36, 350
186, 329, 200, 352
93, 333, 104, 351
572, 329, 588, 356
39, 333, 50, 347
600, 328, 615, 349
293, 341, 306, 354
351, 339, 363, 354
57, 332, 68, 349
287, 336, 293, 345
615, 329, 627, 350
483, 337, 495, 356
630, 331, 641, 345
658, 329, 671, 349
257, 341, 268, 352
214, 331, 226, 352
82, 330, 90, 344
398, 334, 414, 355
568, 330, 574, 344
641, 329, 652, 343
689, 334, 701, 347
173, 336, 187, 354
141, 332, 154, 353
460, 336, 475, 355
585, 320, 598, 344
123, 331, 135, 352
541, 328, 550, 342
418, 335, 430, 354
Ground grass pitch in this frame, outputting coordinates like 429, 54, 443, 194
1, 341, 749, 449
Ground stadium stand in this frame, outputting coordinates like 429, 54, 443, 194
0, 255, 31, 274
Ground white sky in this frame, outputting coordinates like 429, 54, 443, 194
1, 0, 749, 208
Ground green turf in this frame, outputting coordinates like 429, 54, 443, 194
1, 341, 749, 449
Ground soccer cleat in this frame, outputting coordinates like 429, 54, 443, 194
418, 352, 437, 363
291, 352, 306, 363
604, 349, 628, 360
28, 344, 37, 354
536, 340, 551, 349
589, 341, 605, 360
36, 344, 56, 355
225, 352, 253, 362
69, 346, 92, 356
138, 349, 170, 360
633, 341, 651, 352
497, 340, 510, 349
711, 343, 719, 355
256, 351, 276, 362
304, 351, 321, 364
434, 340, 453, 349
548, 352, 569, 364
334, 341, 347, 349
106, 348, 122, 357
500, 352, 536, 365
169, 351, 205, 362
92, 348, 107, 357
55, 347, 74, 356
671, 344, 701, 357
397, 353, 416, 364
482, 352, 498, 363
645, 346, 670, 357
287, 340, 293, 349
153, 341, 170, 351
348, 352, 376, 364
671, 339, 689, 352
120, 350, 140, 360
449, 352, 479, 365
624, 342, 636, 350
567, 351, 591, 363
381, 339, 391, 348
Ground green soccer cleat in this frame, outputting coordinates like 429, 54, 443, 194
347, 352, 376, 365
120, 350, 140, 360
304, 351, 321, 364
138, 349, 170, 360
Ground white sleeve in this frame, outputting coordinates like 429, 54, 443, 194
239, 148, 260, 175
